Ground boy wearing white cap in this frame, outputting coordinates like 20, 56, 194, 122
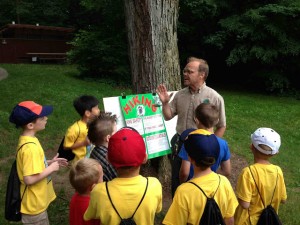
9, 101, 68, 225
234, 128, 287, 225
84, 127, 162, 225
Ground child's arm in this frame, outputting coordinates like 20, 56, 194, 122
179, 160, 190, 183
69, 137, 90, 150
224, 217, 234, 225
238, 198, 250, 209
23, 161, 60, 185
217, 159, 231, 177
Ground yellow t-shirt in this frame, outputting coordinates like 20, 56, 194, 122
64, 120, 88, 162
16, 136, 56, 215
84, 175, 162, 225
234, 163, 287, 225
163, 172, 238, 225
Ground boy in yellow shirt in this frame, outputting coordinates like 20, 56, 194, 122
9, 101, 68, 225
163, 132, 237, 225
84, 127, 162, 224
234, 128, 287, 225
62, 95, 100, 162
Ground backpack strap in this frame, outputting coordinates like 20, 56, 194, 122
74, 121, 80, 143
16, 142, 36, 202
189, 175, 221, 199
105, 177, 149, 220
248, 166, 279, 207
16, 142, 35, 156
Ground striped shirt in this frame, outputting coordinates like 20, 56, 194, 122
90, 145, 117, 181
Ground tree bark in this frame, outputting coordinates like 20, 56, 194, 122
124, 0, 181, 185
124, 0, 181, 93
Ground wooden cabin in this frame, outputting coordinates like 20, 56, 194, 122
0, 23, 74, 63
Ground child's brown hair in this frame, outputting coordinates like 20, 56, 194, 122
88, 112, 117, 146
195, 103, 219, 129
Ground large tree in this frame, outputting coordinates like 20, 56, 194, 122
124, 0, 181, 94
123, 0, 182, 183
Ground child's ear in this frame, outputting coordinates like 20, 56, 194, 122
85, 110, 91, 118
194, 117, 199, 125
106, 134, 111, 143
26, 122, 35, 130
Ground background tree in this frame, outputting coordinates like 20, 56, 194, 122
178, 0, 300, 94
123, 0, 181, 183
0, 0, 71, 26
1, 0, 299, 95
124, 0, 181, 93
67, 0, 131, 83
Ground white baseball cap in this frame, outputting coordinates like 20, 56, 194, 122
251, 128, 281, 155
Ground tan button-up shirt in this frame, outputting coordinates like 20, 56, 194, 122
169, 83, 226, 134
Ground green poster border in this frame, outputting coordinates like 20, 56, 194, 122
119, 93, 171, 159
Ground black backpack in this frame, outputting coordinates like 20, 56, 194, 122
249, 166, 282, 225
105, 178, 148, 225
5, 142, 34, 221
57, 121, 80, 161
189, 176, 226, 225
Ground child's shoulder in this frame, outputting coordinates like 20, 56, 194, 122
68, 119, 82, 127
66, 120, 84, 132
18, 136, 38, 147
215, 136, 229, 147
146, 176, 162, 187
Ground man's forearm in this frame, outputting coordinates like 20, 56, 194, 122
162, 103, 173, 121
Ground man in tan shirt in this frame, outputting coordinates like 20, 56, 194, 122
156, 57, 226, 196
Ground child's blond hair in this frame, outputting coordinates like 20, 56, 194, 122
69, 158, 102, 194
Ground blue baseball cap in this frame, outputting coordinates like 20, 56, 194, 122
180, 128, 197, 142
9, 101, 53, 127
184, 133, 220, 161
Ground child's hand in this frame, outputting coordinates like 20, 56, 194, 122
50, 153, 68, 167
49, 161, 60, 172
85, 137, 91, 146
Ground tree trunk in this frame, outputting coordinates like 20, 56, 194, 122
124, 0, 181, 94
124, 0, 181, 185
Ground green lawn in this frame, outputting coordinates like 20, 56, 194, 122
0, 64, 299, 225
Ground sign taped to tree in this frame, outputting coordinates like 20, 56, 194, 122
103, 92, 177, 159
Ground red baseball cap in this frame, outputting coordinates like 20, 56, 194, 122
108, 127, 146, 169
9, 101, 53, 127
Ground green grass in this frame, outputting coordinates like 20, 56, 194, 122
0, 64, 299, 225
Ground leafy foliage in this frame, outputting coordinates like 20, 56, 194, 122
0, 0, 299, 95
209, 3, 300, 65
178, 0, 300, 94
0, 0, 71, 26
67, 0, 130, 83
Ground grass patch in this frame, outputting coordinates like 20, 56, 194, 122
0, 64, 299, 225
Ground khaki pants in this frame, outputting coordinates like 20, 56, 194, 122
22, 211, 49, 225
